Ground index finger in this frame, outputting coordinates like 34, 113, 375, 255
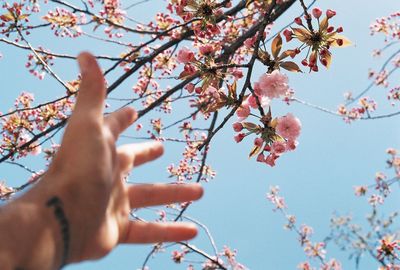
74, 52, 106, 118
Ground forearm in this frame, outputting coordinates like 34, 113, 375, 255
0, 187, 63, 270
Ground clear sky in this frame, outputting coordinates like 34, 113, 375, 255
1, 0, 400, 269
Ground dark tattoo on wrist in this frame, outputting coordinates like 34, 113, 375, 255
46, 196, 70, 268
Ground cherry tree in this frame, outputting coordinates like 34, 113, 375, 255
0, 0, 399, 269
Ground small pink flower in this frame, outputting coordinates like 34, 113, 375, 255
177, 47, 195, 63
248, 94, 270, 109
232, 122, 243, 132
255, 70, 289, 99
244, 36, 257, 48
236, 104, 250, 119
31, 145, 42, 156
184, 83, 195, 93
271, 141, 286, 155
312, 8, 322, 19
199, 44, 214, 55
276, 113, 301, 140
285, 139, 298, 151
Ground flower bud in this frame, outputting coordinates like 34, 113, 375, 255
312, 8, 322, 19
232, 122, 243, 132
234, 133, 246, 143
283, 29, 293, 42
326, 9, 336, 19
294, 17, 302, 25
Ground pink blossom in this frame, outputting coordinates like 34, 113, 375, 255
248, 94, 270, 109
199, 44, 214, 55
177, 47, 195, 63
271, 141, 286, 155
285, 139, 298, 151
236, 104, 250, 119
232, 122, 243, 132
276, 113, 301, 140
255, 70, 289, 99
244, 36, 256, 48
265, 154, 277, 167
184, 83, 195, 93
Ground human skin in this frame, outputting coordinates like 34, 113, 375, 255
0, 52, 203, 269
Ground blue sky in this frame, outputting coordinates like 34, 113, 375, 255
1, 0, 400, 269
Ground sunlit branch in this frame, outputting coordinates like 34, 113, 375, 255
0, 37, 121, 61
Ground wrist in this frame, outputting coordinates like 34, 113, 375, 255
0, 187, 65, 269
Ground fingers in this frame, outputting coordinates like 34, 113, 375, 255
104, 107, 137, 140
128, 183, 203, 208
74, 52, 106, 118
121, 221, 197, 244
117, 142, 164, 174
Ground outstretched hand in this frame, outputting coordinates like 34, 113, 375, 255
0, 52, 203, 269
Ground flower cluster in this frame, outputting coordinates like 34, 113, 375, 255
337, 97, 377, 123
233, 111, 301, 167
282, 8, 350, 72
377, 235, 400, 261
0, 92, 74, 158
98, 0, 126, 38
25, 49, 55, 79
267, 186, 342, 270
370, 12, 400, 41
43, 8, 85, 38
0, 2, 31, 37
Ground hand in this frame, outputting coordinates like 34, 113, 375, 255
3, 52, 203, 269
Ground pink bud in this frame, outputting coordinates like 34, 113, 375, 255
294, 17, 302, 25
326, 9, 336, 19
336, 38, 343, 46
312, 8, 322, 19
336, 26, 343, 33
283, 29, 293, 42
256, 153, 265, 162
234, 133, 246, 143
327, 26, 334, 33
311, 64, 319, 72
232, 122, 243, 132
184, 83, 195, 93
301, 59, 308, 66
236, 105, 250, 119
